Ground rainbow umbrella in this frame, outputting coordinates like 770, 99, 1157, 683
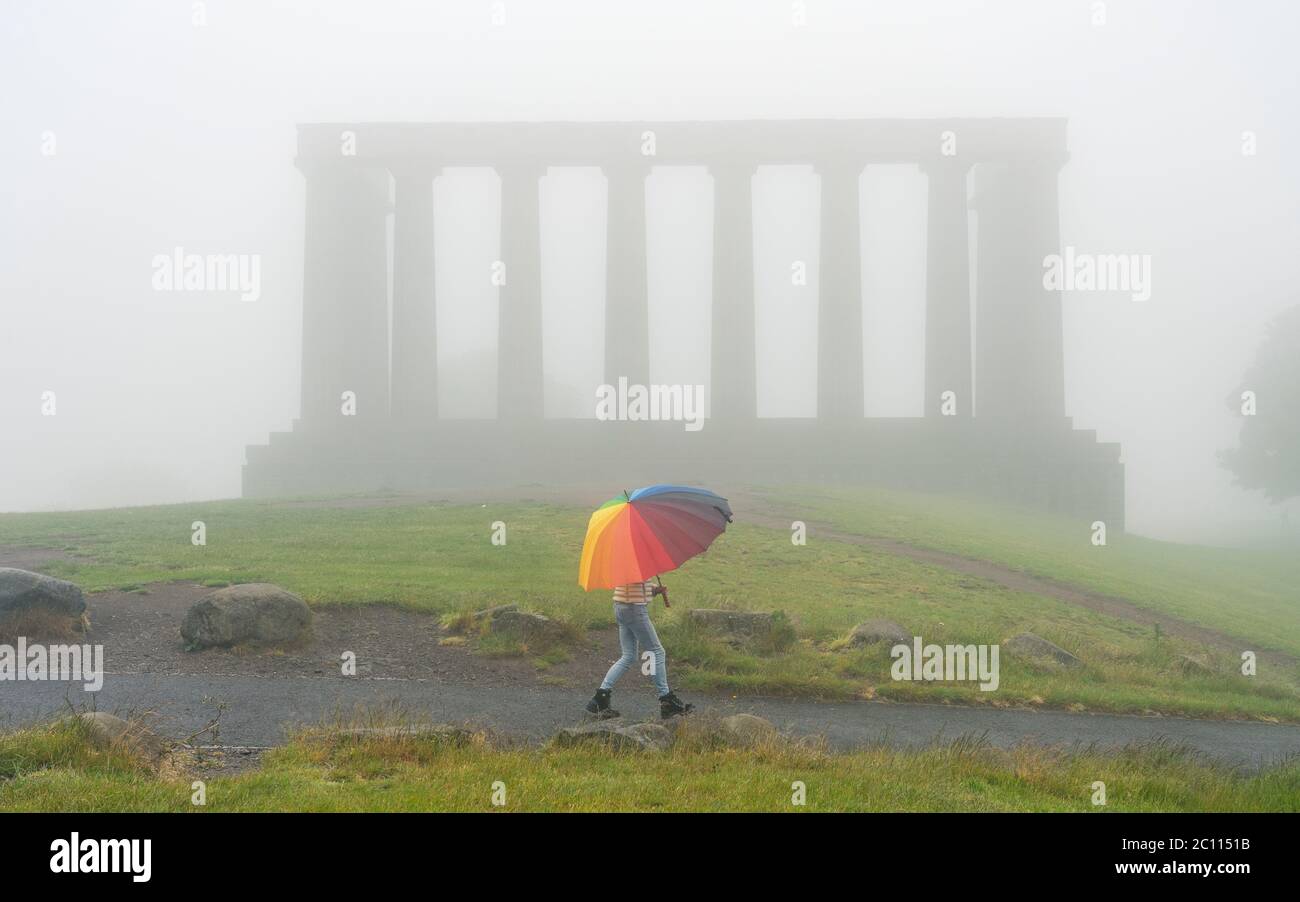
578, 485, 733, 591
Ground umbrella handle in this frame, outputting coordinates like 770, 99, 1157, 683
656, 575, 670, 608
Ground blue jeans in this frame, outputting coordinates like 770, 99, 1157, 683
600, 602, 670, 697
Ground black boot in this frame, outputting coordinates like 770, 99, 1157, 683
659, 691, 694, 719
585, 688, 620, 719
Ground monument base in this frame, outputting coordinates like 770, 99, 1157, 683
242, 418, 1124, 531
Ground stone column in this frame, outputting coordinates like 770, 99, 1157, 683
972, 157, 1067, 420
816, 161, 864, 420
390, 163, 439, 427
297, 160, 391, 426
496, 161, 545, 420
604, 160, 651, 389
923, 159, 973, 417
710, 162, 757, 421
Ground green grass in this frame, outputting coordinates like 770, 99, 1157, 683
762, 485, 1300, 656
1, 717, 1296, 813
0, 491, 1296, 721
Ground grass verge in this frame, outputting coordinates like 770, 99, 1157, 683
1, 715, 1296, 813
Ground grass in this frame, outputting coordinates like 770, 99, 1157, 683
1, 715, 1296, 813
0, 490, 1296, 721
762, 484, 1300, 656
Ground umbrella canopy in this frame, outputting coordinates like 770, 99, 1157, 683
578, 485, 733, 591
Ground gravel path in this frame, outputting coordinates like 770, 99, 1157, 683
3, 670, 1298, 770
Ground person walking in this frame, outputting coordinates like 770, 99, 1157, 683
585, 578, 693, 719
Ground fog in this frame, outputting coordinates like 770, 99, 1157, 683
2, 0, 1297, 545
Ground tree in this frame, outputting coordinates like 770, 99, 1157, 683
1220, 304, 1300, 502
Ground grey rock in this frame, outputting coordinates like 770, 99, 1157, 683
489, 609, 568, 643
181, 583, 311, 650
469, 604, 518, 623
618, 722, 673, 751
848, 619, 910, 647
554, 719, 630, 748
721, 713, 777, 746
1003, 632, 1082, 668
554, 718, 672, 752
0, 568, 86, 618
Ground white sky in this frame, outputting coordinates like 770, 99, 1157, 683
2, 0, 1297, 544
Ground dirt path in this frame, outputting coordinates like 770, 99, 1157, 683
18, 577, 614, 689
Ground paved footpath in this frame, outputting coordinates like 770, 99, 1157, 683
3, 671, 1298, 769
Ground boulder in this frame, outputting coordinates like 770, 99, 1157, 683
181, 583, 311, 650
848, 619, 910, 647
69, 712, 164, 762
554, 718, 672, 752
721, 713, 777, 746
489, 610, 569, 643
688, 609, 776, 640
0, 568, 86, 618
1003, 632, 1082, 668
469, 604, 518, 624
619, 722, 673, 751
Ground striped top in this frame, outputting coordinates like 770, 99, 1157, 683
613, 580, 654, 604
